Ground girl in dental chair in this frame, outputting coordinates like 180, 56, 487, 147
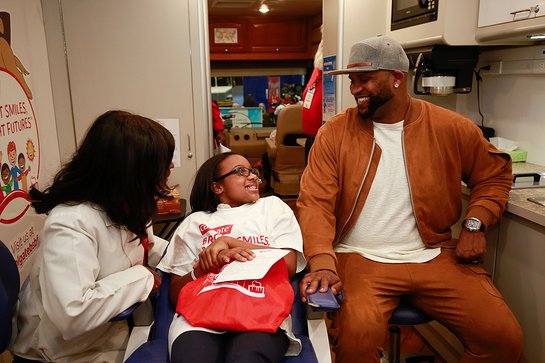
157, 152, 306, 363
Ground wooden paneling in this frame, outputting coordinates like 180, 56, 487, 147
209, 16, 313, 60
247, 19, 308, 53
209, 19, 247, 53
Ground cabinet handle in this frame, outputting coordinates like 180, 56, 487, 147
187, 134, 193, 158
512, 173, 541, 184
510, 5, 540, 20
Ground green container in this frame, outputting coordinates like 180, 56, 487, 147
504, 149, 527, 163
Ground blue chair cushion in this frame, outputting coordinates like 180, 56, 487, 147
0, 283, 13, 352
283, 335, 318, 363
110, 302, 141, 321
389, 299, 432, 326
290, 272, 308, 337
0, 242, 19, 309
150, 272, 174, 341
125, 339, 169, 363
126, 334, 319, 363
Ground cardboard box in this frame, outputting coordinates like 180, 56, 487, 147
156, 188, 181, 215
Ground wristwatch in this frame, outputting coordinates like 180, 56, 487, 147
464, 217, 483, 232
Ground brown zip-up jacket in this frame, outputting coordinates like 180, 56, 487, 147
296, 98, 512, 273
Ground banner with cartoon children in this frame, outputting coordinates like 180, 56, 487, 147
0, 80, 39, 220
1, 2, 61, 283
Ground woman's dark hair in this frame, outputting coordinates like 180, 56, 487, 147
190, 152, 236, 213
30, 110, 175, 237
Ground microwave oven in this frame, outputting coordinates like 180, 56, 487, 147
391, 0, 438, 31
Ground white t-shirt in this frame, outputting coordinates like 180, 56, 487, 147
335, 120, 440, 263
158, 196, 306, 356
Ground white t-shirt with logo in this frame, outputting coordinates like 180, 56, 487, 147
158, 196, 305, 356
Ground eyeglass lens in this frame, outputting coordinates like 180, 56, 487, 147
215, 166, 260, 181
234, 167, 260, 177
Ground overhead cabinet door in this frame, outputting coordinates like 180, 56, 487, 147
479, 0, 545, 27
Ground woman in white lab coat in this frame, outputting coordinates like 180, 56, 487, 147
11, 110, 175, 363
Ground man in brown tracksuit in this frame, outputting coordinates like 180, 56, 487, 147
297, 35, 523, 362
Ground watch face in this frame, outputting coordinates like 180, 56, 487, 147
466, 218, 481, 231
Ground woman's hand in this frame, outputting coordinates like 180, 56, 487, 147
146, 267, 162, 294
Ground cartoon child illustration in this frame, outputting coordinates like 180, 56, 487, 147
1, 163, 12, 195
26, 139, 36, 162
7, 141, 22, 190
17, 152, 30, 192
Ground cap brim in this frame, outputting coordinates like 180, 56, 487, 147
326, 67, 379, 75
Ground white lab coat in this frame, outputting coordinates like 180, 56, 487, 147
12, 203, 167, 363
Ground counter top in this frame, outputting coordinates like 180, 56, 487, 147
506, 163, 545, 227
462, 162, 545, 227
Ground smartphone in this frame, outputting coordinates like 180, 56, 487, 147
306, 288, 342, 312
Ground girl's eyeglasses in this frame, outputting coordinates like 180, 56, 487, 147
214, 166, 261, 181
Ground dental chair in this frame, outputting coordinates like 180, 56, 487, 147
123, 270, 171, 362
265, 104, 307, 196
125, 270, 331, 363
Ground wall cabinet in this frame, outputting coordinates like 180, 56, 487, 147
209, 20, 247, 53
476, 0, 545, 44
247, 19, 308, 53
209, 16, 312, 60
478, 0, 545, 27
385, 0, 479, 48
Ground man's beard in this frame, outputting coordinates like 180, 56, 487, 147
358, 90, 393, 119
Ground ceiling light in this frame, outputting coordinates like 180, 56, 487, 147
259, 4, 269, 13
528, 33, 545, 40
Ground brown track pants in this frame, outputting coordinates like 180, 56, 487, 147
330, 249, 523, 363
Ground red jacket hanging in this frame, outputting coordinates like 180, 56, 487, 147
212, 101, 224, 132
302, 67, 323, 137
